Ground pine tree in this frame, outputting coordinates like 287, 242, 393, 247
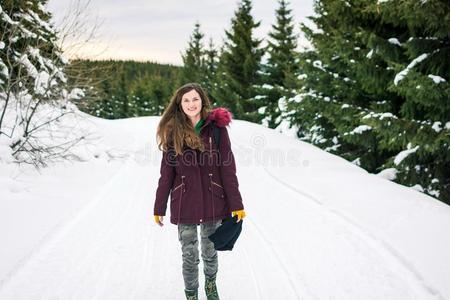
117, 71, 131, 118
259, 0, 300, 129
180, 21, 208, 86
203, 38, 219, 104
0, 0, 87, 166
289, 0, 450, 203
211, 0, 264, 122
0, 0, 67, 101
368, 0, 450, 202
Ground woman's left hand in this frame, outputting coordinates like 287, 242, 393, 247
232, 209, 246, 222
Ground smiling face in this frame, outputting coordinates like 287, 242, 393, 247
181, 89, 202, 119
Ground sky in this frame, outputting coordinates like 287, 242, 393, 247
46, 0, 316, 66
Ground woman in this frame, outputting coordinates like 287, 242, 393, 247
153, 82, 246, 300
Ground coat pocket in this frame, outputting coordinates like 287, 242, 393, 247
170, 182, 185, 202
210, 180, 225, 199
209, 179, 227, 215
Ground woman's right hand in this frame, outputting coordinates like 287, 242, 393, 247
154, 215, 164, 226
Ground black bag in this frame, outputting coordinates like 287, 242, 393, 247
208, 215, 243, 251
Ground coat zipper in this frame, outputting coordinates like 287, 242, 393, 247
177, 175, 185, 224
209, 173, 215, 224
211, 181, 223, 189
171, 182, 184, 196
209, 133, 216, 223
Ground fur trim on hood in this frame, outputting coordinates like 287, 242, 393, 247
205, 107, 233, 127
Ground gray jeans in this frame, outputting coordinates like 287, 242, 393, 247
177, 220, 222, 290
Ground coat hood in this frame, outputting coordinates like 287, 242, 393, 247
204, 107, 233, 128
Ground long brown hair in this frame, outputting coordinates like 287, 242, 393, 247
157, 82, 212, 156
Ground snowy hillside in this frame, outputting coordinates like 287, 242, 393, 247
1, 111, 449, 300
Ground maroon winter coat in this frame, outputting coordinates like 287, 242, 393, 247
153, 107, 245, 225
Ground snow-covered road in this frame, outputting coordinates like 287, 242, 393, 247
1, 116, 449, 300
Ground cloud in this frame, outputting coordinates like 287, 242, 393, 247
47, 0, 314, 65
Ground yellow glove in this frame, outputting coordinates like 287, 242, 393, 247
154, 215, 164, 226
232, 209, 246, 222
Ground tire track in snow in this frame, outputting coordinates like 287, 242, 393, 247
117, 164, 164, 300
258, 153, 444, 300
245, 217, 318, 300
230, 132, 444, 300
126, 174, 155, 300
63, 137, 154, 299
0, 132, 141, 299
0, 136, 135, 292
241, 244, 263, 300
84, 166, 143, 299
230, 139, 317, 300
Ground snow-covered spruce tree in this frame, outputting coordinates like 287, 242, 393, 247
289, 0, 395, 171
0, 0, 85, 167
258, 0, 300, 129
129, 74, 171, 117
180, 21, 209, 87
210, 0, 265, 123
369, 0, 450, 202
202, 38, 219, 104
289, 0, 450, 203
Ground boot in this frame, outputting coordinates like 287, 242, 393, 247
184, 288, 198, 300
205, 276, 220, 300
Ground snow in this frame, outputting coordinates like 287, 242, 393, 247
1, 109, 450, 299
25, 9, 54, 33
0, 41, 5, 49
68, 88, 85, 100
0, 7, 18, 25
0, 59, 8, 77
376, 167, 397, 180
257, 106, 267, 114
363, 111, 398, 120
428, 189, 439, 198
388, 38, 402, 46
351, 157, 361, 166
291, 94, 303, 103
394, 53, 428, 85
410, 184, 424, 192
35, 71, 51, 95
346, 125, 372, 135
17, 51, 65, 95
18, 54, 39, 79
394, 143, 420, 165
428, 74, 446, 84
312, 60, 326, 71
261, 84, 273, 90
431, 121, 442, 133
